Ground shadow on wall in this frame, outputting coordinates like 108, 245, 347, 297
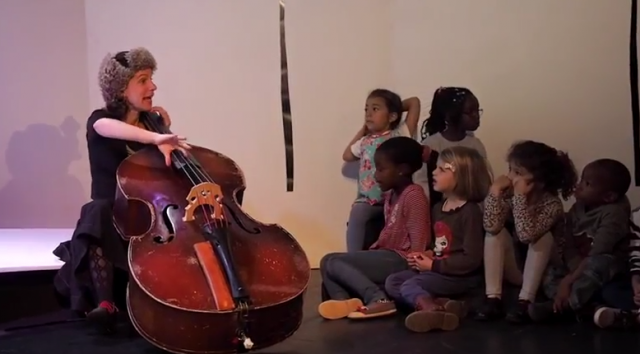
0, 117, 85, 228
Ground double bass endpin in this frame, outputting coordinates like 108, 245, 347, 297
240, 334, 254, 350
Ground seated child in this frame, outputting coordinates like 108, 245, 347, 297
319, 136, 430, 320
414, 87, 489, 207
385, 146, 492, 333
528, 159, 632, 323
475, 140, 578, 323
342, 89, 421, 252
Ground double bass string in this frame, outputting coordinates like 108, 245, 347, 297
144, 115, 224, 229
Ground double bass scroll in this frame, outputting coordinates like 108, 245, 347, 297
114, 112, 310, 354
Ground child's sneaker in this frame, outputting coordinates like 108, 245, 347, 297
318, 298, 363, 320
435, 298, 469, 319
404, 310, 459, 333
347, 299, 397, 320
593, 306, 639, 329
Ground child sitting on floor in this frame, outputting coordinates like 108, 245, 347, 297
342, 89, 421, 252
385, 146, 492, 333
475, 140, 578, 323
319, 136, 430, 320
529, 159, 632, 323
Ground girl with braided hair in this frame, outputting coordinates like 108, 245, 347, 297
52, 47, 190, 333
414, 87, 489, 207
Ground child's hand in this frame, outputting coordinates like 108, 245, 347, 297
361, 123, 369, 135
632, 275, 640, 307
513, 176, 534, 196
406, 250, 433, 259
553, 277, 572, 312
490, 175, 512, 195
408, 254, 433, 271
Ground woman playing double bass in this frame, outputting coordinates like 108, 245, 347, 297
53, 47, 189, 333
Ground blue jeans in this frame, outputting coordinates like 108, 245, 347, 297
601, 274, 636, 311
385, 269, 481, 307
543, 254, 624, 310
346, 202, 383, 252
320, 250, 407, 304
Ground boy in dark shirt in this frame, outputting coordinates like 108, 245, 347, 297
529, 158, 632, 322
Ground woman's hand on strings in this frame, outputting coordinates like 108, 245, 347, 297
152, 133, 191, 166
152, 133, 189, 147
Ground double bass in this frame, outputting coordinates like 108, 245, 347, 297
112, 113, 310, 353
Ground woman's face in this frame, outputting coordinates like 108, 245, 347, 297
123, 69, 156, 112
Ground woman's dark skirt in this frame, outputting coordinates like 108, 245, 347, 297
52, 199, 129, 313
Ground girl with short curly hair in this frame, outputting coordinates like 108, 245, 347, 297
475, 140, 578, 324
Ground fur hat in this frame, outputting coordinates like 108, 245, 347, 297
98, 47, 157, 107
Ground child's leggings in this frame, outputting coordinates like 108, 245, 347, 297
484, 228, 554, 302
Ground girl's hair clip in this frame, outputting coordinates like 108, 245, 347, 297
443, 162, 456, 172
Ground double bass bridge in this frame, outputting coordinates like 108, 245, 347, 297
182, 182, 224, 223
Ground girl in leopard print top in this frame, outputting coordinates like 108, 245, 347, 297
475, 140, 578, 324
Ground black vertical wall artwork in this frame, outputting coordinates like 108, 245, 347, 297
280, 1, 294, 192
631, 0, 640, 185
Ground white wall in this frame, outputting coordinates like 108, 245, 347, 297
0, 0, 635, 266
0, 0, 90, 228
391, 0, 635, 208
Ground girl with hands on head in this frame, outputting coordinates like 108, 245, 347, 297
341, 89, 421, 253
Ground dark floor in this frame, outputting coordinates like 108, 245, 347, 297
0, 270, 639, 354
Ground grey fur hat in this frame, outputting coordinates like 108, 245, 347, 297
98, 47, 157, 106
